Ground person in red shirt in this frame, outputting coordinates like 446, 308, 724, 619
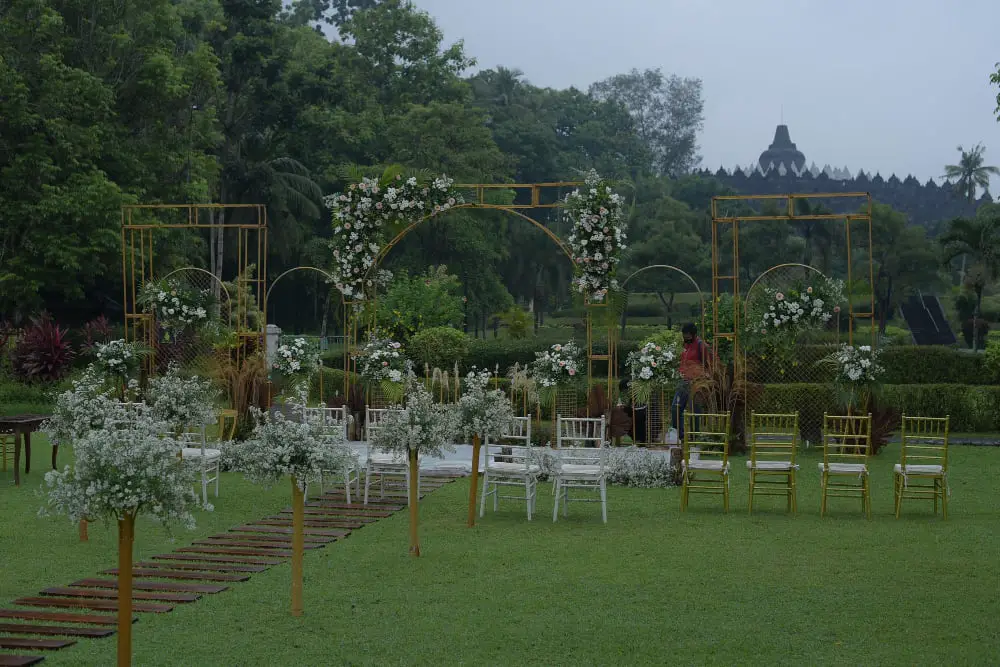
672, 322, 711, 439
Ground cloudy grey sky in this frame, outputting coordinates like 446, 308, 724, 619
413, 0, 1000, 187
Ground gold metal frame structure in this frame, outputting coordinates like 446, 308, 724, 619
121, 204, 268, 370
341, 182, 617, 405
710, 192, 875, 351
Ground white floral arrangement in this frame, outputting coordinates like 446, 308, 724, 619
93, 339, 146, 385
605, 447, 680, 488
828, 344, 884, 385
41, 404, 205, 527
138, 278, 214, 335
368, 381, 458, 458
751, 277, 845, 339
531, 342, 583, 388
226, 408, 354, 490
457, 369, 515, 440
272, 337, 321, 379
325, 173, 462, 300
564, 169, 627, 302
626, 341, 680, 384
147, 364, 218, 434
353, 334, 410, 384
45, 366, 134, 446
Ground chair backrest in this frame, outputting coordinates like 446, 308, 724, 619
105, 401, 146, 431
302, 405, 350, 441
822, 413, 872, 466
365, 407, 400, 442
486, 415, 533, 469
683, 412, 730, 466
750, 412, 798, 465
900, 415, 949, 471
555, 416, 606, 467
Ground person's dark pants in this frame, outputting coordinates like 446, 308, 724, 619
672, 382, 698, 439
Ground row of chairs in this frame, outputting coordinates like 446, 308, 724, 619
682, 412, 950, 519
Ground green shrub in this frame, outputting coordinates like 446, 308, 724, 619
407, 326, 470, 370
498, 307, 532, 339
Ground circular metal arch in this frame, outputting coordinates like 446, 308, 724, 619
161, 266, 233, 327
619, 264, 707, 337
741, 262, 833, 355
264, 266, 334, 316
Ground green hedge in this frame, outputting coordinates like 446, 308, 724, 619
757, 383, 1000, 433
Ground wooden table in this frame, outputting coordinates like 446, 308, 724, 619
0, 414, 52, 486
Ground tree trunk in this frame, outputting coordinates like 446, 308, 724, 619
974, 285, 984, 352
408, 449, 420, 556
291, 477, 304, 616
79, 519, 88, 542
878, 274, 893, 335
468, 433, 481, 528
117, 514, 135, 667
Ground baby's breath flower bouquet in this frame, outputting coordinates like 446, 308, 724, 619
147, 364, 218, 435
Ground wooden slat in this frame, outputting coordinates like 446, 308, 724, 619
230, 525, 348, 537
259, 518, 367, 529
14, 597, 173, 614
0, 656, 45, 666
133, 561, 267, 574
193, 539, 324, 551
40, 587, 200, 604
150, 553, 283, 566
0, 609, 130, 626
0, 637, 76, 650
212, 531, 335, 544
0, 623, 113, 639
70, 579, 227, 595
99, 569, 249, 583
178, 546, 293, 558
298, 506, 396, 517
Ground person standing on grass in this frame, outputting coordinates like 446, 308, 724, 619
672, 322, 712, 440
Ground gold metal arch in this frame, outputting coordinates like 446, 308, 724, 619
620, 264, 707, 336
264, 266, 334, 313
745, 262, 826, 300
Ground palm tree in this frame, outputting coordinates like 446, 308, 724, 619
943, 143, 1000, 202
939, 206, 1000, 351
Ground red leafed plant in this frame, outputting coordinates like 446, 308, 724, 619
11, 316, 75, 383
80, 315, 113, 356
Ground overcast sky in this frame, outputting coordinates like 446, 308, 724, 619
412, 0, 1000, 188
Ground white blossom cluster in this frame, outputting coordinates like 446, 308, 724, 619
831, 344, 884, 384
626, 341, 680, 384
353, 335, 410, 383
457, 369, 515, 440
564, 170, 627, 302
226, 408, 354, 491
45, 365, 132, 446
147, 364, 218, 434
605, 447, 679, 488
369, 381, 458, 457
326, 174, 462, 299
272, 337, 320, 378
754, 278, 845, 336
138, 278, 211, 332
93, 338, 144, 385
42, 404, 205, 526
531, 342, 582, 388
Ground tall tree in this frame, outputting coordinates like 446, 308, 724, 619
943, 143, 999, 202
939, 204, 1000, 350
991, 63, 1000, 120
589, 67, 704, 177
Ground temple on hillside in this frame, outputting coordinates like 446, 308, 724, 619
703, 124, 990, 227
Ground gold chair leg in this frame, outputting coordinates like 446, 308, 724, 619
820, 472, 828, 517
790, 471, 797, 514
747, 470, 754, 515
942, 477, 948, 520
680, 471, 688, 512
723, 473, 730, 513
893, 473, 901, 519
864, 474, 872, 520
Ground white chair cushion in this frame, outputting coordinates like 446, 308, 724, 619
182, 447, 222, 460
894, 463, 944, 475
818, 462, 867, 474
369, 453, 405, 465
747, 460, 796, 471
488, 462, 541, 474
557, 464, 603, 477
684, 460, 729, 472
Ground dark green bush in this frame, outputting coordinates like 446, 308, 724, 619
407, 326, 470, 370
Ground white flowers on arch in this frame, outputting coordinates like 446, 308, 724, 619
564, 170, 627, 302
750, 277, 845, 340
325, 173, 462, 300
531, 342, 583, 389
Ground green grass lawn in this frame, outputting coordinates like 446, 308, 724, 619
2, 438, 999, 665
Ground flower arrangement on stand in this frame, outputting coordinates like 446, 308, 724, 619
368, 378, 458, 556
531, 341, 583, 417
625, 339, 681, 406
93, 339, 148, 400
821, 343, 885, 414
457, 368, 516, 527
147, 363, 218, 436
41, 403, 205, 667
271, 337, 321, 404
226, 408, 353, 616
137, 278, 215, 341
325, 171, 463, 300
353, 333, 411, 403
564, 170, 627, 303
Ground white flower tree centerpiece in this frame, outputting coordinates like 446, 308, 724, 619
226, 408, 352, 616
41, 402, 204, 667
353, 333, 411, 404
564, 170, 628, 303
457, 369, 515, 527
368, 379, 458, 556
147, 363, 218, 436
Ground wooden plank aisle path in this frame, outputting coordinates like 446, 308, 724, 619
0, 472, 462, 665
